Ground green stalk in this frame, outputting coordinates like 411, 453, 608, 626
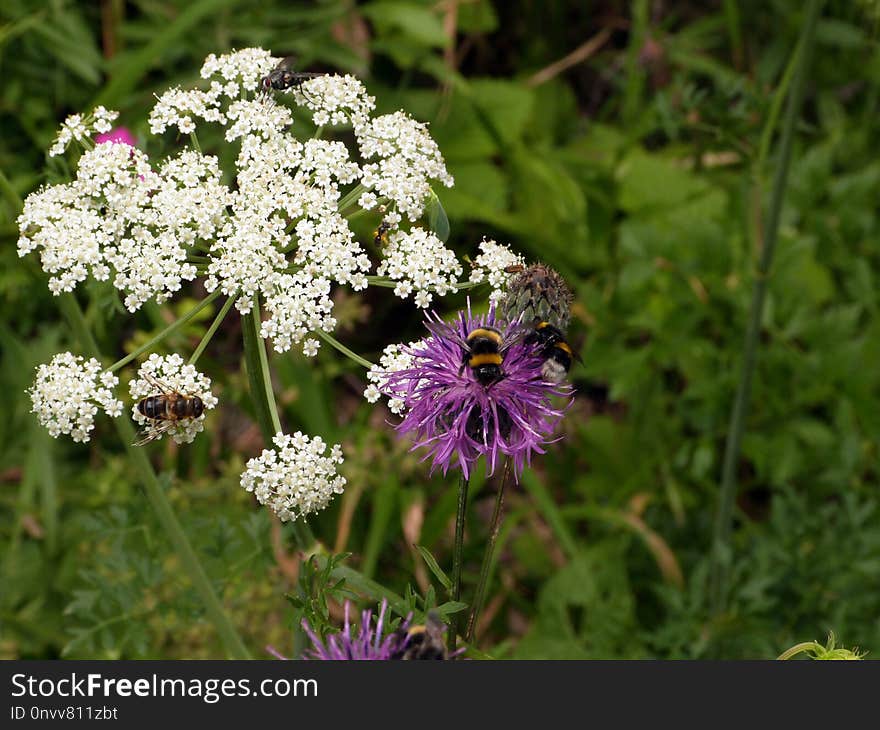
59, 293, 251, 659
466, 460, 510, 643
240, 294, 316, 552
710, 0, 823, 614
188, 294, 235, 365
241, 294, 282, 439
107, 289, 222, 372
448, 473, 469, 651
314, 330, 374, 369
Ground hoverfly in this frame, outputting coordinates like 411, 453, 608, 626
133, 373, 204, 446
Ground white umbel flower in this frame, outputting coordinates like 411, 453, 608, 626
376, 228, 462, 308
357, 111, 454, 221
468, 238, 526, 303
129, 354, 218, 445
29, 352, 122, 443
363, 340, 426, 415
49, 106, 120, 156
260, 270, 337, 354
292, 74, 376, 127
241, 431, 346, 522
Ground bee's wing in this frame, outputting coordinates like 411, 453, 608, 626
142, 371, 175, 395
132, 420, 176, 447
501, 321, 533, 352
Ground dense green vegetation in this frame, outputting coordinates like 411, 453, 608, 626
2, 0, 879, 659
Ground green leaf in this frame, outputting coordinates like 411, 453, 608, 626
414, 544, 453, 591
362, 2, 449, 48
425, 190, 450, 241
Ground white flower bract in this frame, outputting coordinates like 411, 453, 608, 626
241, 431, 346, 522
129, 354, 218, 445
29, 352, 122, 443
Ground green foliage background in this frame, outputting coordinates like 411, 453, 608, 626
2, 0, 879, 659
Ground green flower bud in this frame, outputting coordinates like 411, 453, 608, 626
500, 263, 573, 331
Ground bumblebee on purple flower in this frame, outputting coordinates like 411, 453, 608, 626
378, 264, 577, 480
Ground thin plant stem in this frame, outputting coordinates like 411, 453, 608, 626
58, 293, 251, 659
240, 294, 316, 555
777, 642, 820, 661
107, 289, 222, 372
337, 183, 366, 213
314, 330, 374, 369
189, 294, 235, 365
466, 459, 510, 643
710, 0, 823, 614
448, 472, 469, 651
241, 293, 282, 439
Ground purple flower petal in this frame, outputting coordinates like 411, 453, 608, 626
383, 303, 572, 480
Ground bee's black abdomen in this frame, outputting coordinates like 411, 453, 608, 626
139, 396, 162, 420
174, 398, 188, 418
191, 396, 204, 418
466, 404, 512, 442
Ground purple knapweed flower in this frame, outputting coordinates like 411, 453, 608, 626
95, 126, 136, 147
300, 600, 410, 660
382, 304, 571, 479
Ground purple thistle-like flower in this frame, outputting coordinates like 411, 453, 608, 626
300, 600, 410, 660
383, 303, 572, 479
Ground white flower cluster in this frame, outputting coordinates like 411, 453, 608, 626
363, 340, 426, 415
22, 47, 463, 362
17, 143, 157, 296
293, 74, 375, 127
468, 238, 526, 303
376, 228, 462, 308
29, 352, 122, 443
49, 106, 119, 156
241, 431, 346, 522
129, 354, 218, 445
357, 112, 454, 221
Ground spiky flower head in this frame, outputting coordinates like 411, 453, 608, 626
500, 262, 574, 331
300, 600, 410, 660
380, 304, 571, 479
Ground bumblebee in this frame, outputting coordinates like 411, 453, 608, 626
461, 326, 505, 387
526, 321, 577, 383
260, 57, 324, 93
134, 373, 204, 446
466, 403, 512, 443
391, 613, 448, 660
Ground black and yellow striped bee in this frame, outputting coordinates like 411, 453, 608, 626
134, 373, 204, 446
391, 614, 449, 660
461, 326, 505, 387
526, 321, 577, 384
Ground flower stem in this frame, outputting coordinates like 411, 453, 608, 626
337, 183, 366, 213
466, 459, 510, 643
710, 0, 823, 615
448, 472, 469, 651
189, 294, 235, 366
314, 330, 374, 369
777, 642, 821, 661
239, 293, 318, 553
241, 293, 282, 438
58, 293, 251, 659
107, 289, 222, 372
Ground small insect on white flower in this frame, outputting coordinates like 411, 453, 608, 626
129, 354, 218, 445
241, 431, 346, 522
29, 352, 123, 443
468, 238, 527, 303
